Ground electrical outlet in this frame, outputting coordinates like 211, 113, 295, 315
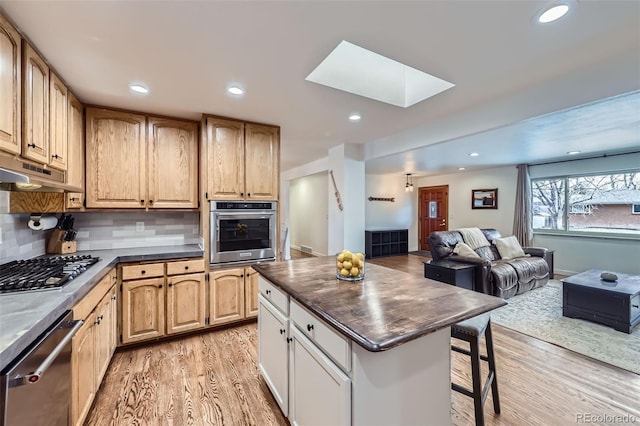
136, 222, 144, 232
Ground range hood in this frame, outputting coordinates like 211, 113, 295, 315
0, 155, 82, 193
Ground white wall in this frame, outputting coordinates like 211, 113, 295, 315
416, 166, 518, 237
289, 172, 329, 256
365, 174, 419, 251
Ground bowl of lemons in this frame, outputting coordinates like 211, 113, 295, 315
336, 249, 365, 281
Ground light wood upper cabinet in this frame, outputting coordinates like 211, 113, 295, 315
245, 123, 279, 200
66, 92, 84, 208
207, 118, 244, 200
209, 268, 246, 325
245, 267, 259, 319
85, 108, 146, 208
148, 117, 198, 208
205, 117, 279, 201
121, 277, 165, 344
166, 272, 206, 334
22, 41, 49, 164
0, 13, 21, 155
49, 71, 67, 170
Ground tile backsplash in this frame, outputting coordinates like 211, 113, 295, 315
72, 211, 200, 251
0, 191, 200, 262
0, 192, 46, 262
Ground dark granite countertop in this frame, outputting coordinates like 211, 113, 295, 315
0, 244, 203, 371
253, 256, 506, 352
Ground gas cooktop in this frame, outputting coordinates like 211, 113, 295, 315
0, 255, 100, 294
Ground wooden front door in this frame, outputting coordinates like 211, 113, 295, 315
418, 185, 449, 251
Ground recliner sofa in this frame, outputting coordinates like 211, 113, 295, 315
428, 228, 551, 299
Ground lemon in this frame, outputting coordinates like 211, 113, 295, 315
350, 267, 359, 276
340, 268, 350, 277
337, 253, 345, 262
342, 250, 353, 260
342, 261, 352, 270
337, 261, 343, 270
355, 252, 364, 260
352, 258, 361, 268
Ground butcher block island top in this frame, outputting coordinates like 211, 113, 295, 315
252, 256, 506, 352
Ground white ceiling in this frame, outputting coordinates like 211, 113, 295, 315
2, 1, 639, 175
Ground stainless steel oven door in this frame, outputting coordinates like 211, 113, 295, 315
210, 211, 276, 264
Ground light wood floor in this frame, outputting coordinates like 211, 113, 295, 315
87, 254, 640, 425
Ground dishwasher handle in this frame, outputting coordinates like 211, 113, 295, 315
12, 319, 83, 387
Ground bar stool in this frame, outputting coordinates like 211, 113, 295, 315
451, 313, 500, 426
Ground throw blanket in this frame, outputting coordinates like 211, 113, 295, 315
456, 227, 490, 250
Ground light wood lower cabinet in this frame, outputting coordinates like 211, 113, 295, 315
119, 258, 207, 345
209, 266, 259, 324
71, 268, 117, 426
121, 277, 166, 344
167, 272, 206, 334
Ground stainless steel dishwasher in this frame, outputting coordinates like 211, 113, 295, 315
0, 310, 83, 426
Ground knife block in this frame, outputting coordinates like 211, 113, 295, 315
46, 229, 77, 254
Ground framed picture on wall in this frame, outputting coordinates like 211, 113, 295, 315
471, 188, 498, 209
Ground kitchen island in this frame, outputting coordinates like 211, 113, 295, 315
253, 256, 506, 426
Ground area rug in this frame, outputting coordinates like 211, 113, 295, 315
490, 280, 640, 374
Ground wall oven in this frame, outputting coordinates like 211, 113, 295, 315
210, 201, 277, 265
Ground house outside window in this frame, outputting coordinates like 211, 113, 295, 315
532, 171, 640, 236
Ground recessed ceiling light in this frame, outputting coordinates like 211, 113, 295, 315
348, 113, 361, 122
228, 86, 244, 95
469, 152, 479, 157
129, 83, 149, 94
458, 167, 465, 171
538, 4, 570, 23
567, 150, 581, 155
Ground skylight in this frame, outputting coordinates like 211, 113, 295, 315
305, 40, 455, 108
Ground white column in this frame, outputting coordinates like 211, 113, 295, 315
327, 144, 365, 254
279, 177, 291, 260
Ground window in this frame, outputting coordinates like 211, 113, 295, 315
532, 171, 640, 236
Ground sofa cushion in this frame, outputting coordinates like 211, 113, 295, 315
453, 242, 480, 258
494, 236, 526, 260
475, 246, 496, 261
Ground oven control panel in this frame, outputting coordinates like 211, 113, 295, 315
212, 201, 275, 210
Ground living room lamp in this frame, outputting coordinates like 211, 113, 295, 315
405, 173, 414, 192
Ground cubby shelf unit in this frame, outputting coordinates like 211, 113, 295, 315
365, 229, 409, 258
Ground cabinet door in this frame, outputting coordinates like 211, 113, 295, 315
244, 123, 279, 200
245, 267, 259, 319
0, 13, 21, 154
85, 108, 146, 208
121, 277, 165, 344
66, 91, 84, 194
72, 312, 96, 426
209, 268, 245, 325
94, 286, 116, 386
289, 326, 351, 426
148, 117, 198, 208
49, 71, 67, 170
22, 41, 49, 164
166, 272, 206, 334
206, 118, 244, 200
258, 295, 289, 416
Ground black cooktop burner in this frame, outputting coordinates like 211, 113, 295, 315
0, 255, 100, 294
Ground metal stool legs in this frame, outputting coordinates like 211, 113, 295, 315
451, 319, 500, 426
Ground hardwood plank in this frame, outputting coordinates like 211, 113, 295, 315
87, 254, 640, 426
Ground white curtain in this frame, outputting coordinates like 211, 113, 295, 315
513, 164, 532, 246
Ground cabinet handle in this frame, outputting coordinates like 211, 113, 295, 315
279, 328, 285, 335
168, 283, 173, 287
149, 200, 154, 204
111, 295, 116, 301
266, 289, 271, 295
98, 315, 104, 321
633, 305, 639, 308
52, 154, 61, 159
307, 324, 314, 332
27, 143, 36, 148
247, 193, 251, 197
140, 199, 145, 204
158, 284, 163, 289
286, 337, 293, 343
240, 192, 244, 197
241, 274, 244, 278
95, 318, 101, 325
184, 266, 189, 270
70, 197, 77, 201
